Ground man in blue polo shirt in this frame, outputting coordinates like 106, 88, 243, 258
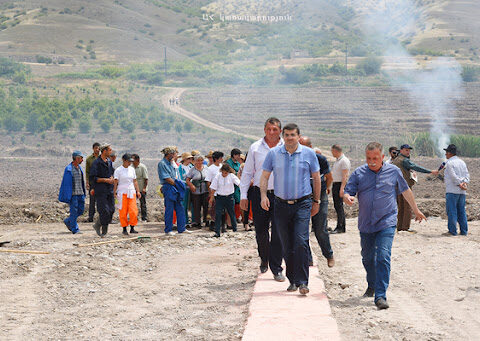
343, 142, 426, 309
260, 123, 321, 295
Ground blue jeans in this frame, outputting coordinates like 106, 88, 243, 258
360, 226, 395, 302
164, 197, 186, 233
446, 193, 468, 235
308, 190, 333, 261
214, 194, 237, 235
274, 198, 312, 286
64, 195, 85, 234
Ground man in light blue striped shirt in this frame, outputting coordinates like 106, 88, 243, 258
260, 123, 321, 295
443, 144, 470, 236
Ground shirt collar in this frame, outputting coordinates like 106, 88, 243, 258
336, 154, 344, 161
261, 137, 284, 149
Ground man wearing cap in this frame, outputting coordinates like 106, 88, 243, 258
59, 151, 86, 234
158, 147, 188, 235
393, 144, 438, 232
85, 142, 100, 222
443, 144, 470, 236
132, 154, 149, 222
179, 152, 194, 226
89, 143, 115, 237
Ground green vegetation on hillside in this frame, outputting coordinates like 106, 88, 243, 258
398, 132, 480, 157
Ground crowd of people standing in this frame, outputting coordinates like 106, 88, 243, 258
58, 117, 470, 308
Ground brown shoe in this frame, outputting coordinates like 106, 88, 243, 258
327, 257, 335, 268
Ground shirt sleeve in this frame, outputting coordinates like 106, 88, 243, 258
262, 150, 274, 172
158, 161, 171, 181
239, 144, 256, 200
143, 165, 148, 179
232, 174, 241, 186
340, 158, 350, 171
344, 169, 359, 196
114, 168, 120, 180
395, 168, 409, 194
89, 160, 98, 186
445, 162, 463, 186
403, 158, 430, 173
186, 167, 194, 179
309, 151, 320, 174
210, 174, 218, 191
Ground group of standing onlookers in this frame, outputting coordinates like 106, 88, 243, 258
59, 119, 470, 310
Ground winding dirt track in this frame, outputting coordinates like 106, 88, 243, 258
160, 88, 259, 141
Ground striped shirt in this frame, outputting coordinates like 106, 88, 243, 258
262, 144, 320, 200
72, 165, 84, 196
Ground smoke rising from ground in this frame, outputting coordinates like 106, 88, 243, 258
359, 0, 464, 155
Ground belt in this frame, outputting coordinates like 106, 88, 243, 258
275, 195, 311, 205
253, 186, 274, 195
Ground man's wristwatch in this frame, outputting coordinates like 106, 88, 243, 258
313, 199, 320, 204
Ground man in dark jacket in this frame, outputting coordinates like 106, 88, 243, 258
89, 143, 115, 237
59, 151, 86, 234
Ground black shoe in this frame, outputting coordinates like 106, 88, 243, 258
260, 261, 268, 274
299, 284, 309, 295
287, 283, 298, 292
232, 227, 237, 232
363, 287, 375, 297
213, 233, 220, 238
87, 218, 94, 223
122, 227, 129, 236
130, 226, 138, 234
273, 272, 286, 282
375, 297, 389, 309
221, 225, 226, 233
309, 261, 314, 267
101, 225, 108, 237
93, 218, 101, 237
330, 228, 345, 234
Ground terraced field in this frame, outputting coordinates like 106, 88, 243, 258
181, 84, 480, 157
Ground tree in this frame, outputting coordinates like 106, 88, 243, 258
78, 117, 91, 133
3, 115, 24, 132
356, 56, 383, 75
55, 115, 72, 133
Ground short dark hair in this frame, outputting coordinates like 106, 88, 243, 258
230, 148, 241, 158
264, 117, 281, 129
132, 153, 140, 161
282, 123, 300, 135
212, 151, 224, 162
388, 146, 398, 153
220, 164, 233, 173
331, 144, 342, 152
93, 142, 100, 149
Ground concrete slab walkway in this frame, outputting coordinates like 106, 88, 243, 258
242, 265, 341, 340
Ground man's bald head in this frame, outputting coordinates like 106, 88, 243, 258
299, 136, 312, 148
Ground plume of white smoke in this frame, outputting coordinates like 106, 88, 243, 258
358, 0, 464, 156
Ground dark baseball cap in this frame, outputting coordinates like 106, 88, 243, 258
400, 144, 413, 150
443, 144, 457, 154
72, 150, 84, 158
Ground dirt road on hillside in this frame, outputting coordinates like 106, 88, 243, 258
160, 88, 259, 141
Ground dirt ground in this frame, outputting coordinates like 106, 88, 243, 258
1, 217, 479, 340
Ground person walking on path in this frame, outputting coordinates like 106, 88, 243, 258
206, 151, 224, 230
393, 144, 438, 232
260, 123, 321, 295
114, 153, 141, 236
343, 142, 427, 309
299, 137, 335, 268
85, 142, 100, 222
443, 144, 470, 236
89, 143, 115, 237
158, 147, 189, 235
226, 148, 242, 226
209, 164, 240, 237
59, 151, 86, 234
132, 154, 149, 222
239, 117, 285, 281
186, 155, 209, 228
330, 144, 350, 234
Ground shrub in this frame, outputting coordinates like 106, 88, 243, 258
461, 65, 479, 82
355, 56, 382, 75
3, 115, 24, 132
78, 117, 91, 133
55, 115, 72, 133
119, 117, 135, 133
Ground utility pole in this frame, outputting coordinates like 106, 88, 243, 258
164, 47, 167, 78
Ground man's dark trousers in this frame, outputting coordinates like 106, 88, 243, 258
88, 186, 96, 220
308, 189, 333, 262
332, 182, 346, 230
274, 197, 312, 286
250, 186, 283, 275
96, 192, 115, 226
139, 192, 147, 221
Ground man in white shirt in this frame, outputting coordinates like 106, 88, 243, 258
206, 151, 224, 230
330, 144, 351, 234
239, 117, 285, 281
443, 144, 470, 236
